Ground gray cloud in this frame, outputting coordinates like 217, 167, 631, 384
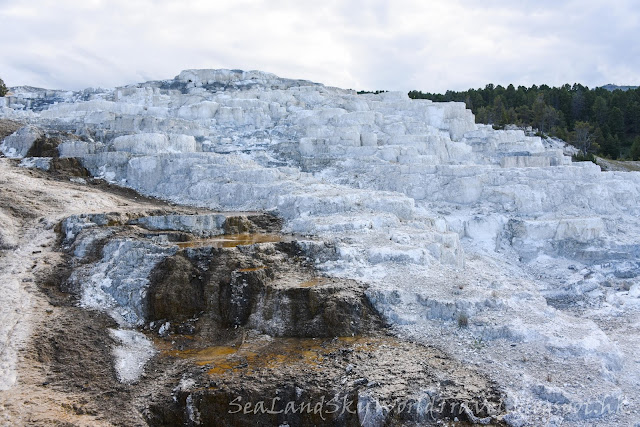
0, 0, 638, 92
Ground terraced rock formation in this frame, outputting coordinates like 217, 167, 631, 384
2, 69, 640, 425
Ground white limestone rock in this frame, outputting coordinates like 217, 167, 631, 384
19, 157, 52, 171
69, 237, 177, 326
0, 125, 42, 158
132, 213, 227, 236
109, 328, 156, 384
112, 133, 197, 154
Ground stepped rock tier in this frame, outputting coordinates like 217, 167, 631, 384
2, 69, 640, 425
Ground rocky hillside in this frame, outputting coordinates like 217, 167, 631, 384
1, 69, 639, 426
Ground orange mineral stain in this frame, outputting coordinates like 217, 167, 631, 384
176, 233, 287, 249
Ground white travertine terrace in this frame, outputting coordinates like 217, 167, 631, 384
2, 69, 640, 425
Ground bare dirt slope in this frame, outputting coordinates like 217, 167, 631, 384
0, 158, 189, 425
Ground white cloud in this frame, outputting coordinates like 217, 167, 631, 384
0, 0, 638, 92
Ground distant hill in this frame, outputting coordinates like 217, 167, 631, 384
601, 84, 638, 92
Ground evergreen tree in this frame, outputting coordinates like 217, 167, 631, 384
601, 134, 620, 159
592, 96, 608, 127
608, 107, 625, 137
572, 122, 595, 154
630, 137, 640, 160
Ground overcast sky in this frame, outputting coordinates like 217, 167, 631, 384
1, 0, 638, 93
